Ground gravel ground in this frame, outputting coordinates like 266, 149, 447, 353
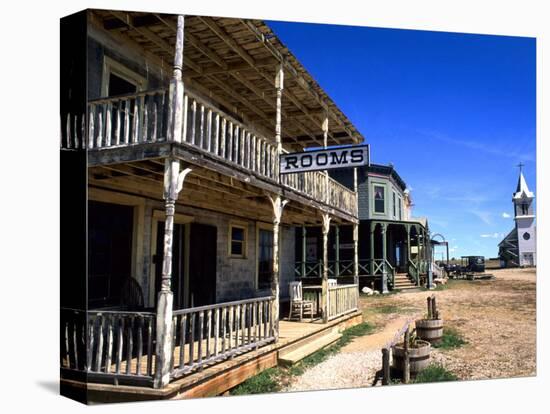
284, 267, 536, 391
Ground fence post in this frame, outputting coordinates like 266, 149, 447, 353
403, 327, 410, 384
382, 347, 390, 385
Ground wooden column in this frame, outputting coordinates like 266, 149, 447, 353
369, 221, 375, 276
381, 223, 388, 293
335, 224, 340, 277
322, 116, 329, 203
301, 226, 307, 278
353, 223, 359, 286
426, 225, 433, 289
268, 195, 288, 340
321, 213, 331, 323
154, 15, 190, 389
405, 224, 411, 265
274, 64, 284, 182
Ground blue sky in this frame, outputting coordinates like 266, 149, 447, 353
268, 20, 536, 259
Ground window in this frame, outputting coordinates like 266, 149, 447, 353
229, 224, 247, 257
374, 185, 385, 213
398, 197, 402, 220
257, 228, 274, 289
521, 203, 529, 215
523, 232, 531, 241
392, 192, 397, 217
101, 56, 147, 97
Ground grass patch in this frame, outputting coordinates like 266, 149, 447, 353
433, 327, 467, 350
230, 322, 373, 395
413, 363, 458, 383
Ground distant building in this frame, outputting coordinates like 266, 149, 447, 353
498, 167, 536, 267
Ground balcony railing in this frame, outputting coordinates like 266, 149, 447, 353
61, 88, 358, 218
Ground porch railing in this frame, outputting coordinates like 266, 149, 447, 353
60, 308, 156, 386
408, 259, 419, 285
328, 284, 358, 320
61, 87, 358, 218
170, 296, 275, 380
294, 260, 356, 279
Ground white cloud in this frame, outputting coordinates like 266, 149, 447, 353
502, 212, 511, 218
480, 233, 500, 238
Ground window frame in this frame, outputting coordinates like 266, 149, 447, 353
373, 184, 386, 214
255, 222, 274, 290
101, 56, 148, 98
228, 222, 248, 259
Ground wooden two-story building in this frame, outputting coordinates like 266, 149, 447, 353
60, 9, 364, 402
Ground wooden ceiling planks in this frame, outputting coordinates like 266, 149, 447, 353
93, 10, 364, 150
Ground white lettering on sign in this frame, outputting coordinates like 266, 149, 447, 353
280, 145, 369, 174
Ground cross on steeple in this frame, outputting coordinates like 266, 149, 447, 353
517, 162, 524, 173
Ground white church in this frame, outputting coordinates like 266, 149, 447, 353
498, 166, 536, 267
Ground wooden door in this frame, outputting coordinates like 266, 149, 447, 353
189, 223, 217, 307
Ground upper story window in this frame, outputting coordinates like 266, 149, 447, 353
101, 56, 147, 97
398, 197, 402, 220
521, 203, 529, 215
374, 185, 385, 214
229, 224, 247, 258
392, 192, 397, 217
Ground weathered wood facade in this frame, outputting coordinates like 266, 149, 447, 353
60, 10, 363, 400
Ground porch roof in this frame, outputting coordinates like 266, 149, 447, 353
89, 10, 365, 151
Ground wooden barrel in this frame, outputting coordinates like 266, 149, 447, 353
415, 319, 443, 344
392, 340, 431, 374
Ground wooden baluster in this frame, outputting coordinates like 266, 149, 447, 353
213, 113, 220, 156
105, 315, 114, 373
228, 305, 234, 353
65, 113, 71, 149
95, 314, 104, 372
220, 118, 226, 158
206, 309, 212, 360
206, 108, 212, 152
80, 113, 85, 149
189, 312, 195, 366
179, 314, 187, 369
71, 318, 79, 369
115, 317, 123, 374
132, 102, 139, 144
247, 303, 252, 345
240, 304, 246, 347
87, 318, 95, 370
214, 308, 219, 357
136, 316, 143, 375
115, 104, 121, 146
198, 104, 205, 148
258, 301, 263, 342
64, 320, 70, 368
96, 109, 103, 149
182, 94, 188, 142
227, 122, 233, 161
126, 316, 133, 374
158, 92, 165, 141
88, 106, 95, 149
123, 100, 130, 144
147, 317, 153, 376
239, 129, 245, 167
235, 305, 240, 349
198, 311, 204, 369
74, 114, 80, 149
191, 99, 197, 145
221, 307, 227, 354
251, 136, 256, 172
105, 104, 112, 147
151, 102, 158, 143
142, 97, 148, 143
233, 126, 240, 163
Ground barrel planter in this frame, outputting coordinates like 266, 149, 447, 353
391, 340, 431, 375
415, 318, 444, 345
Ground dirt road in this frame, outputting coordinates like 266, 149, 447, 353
285, 267, 536, 392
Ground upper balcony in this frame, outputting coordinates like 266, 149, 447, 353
60, 12, 365, 221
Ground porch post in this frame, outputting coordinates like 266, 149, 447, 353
405, 224, 411, 264
381, 223, 389, 293
323, 116, 329, 204
335, 224, 340, 277
369, 221, 375, 276
321, 213, 331, 323
353, 223, 359, 285
426, 225, 433, 289
275, 63, 284, 182
268, 195, 288, 341
301, 226, 307, 278
154, 15, 190, 389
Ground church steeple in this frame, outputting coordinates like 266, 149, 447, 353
513, 163, 534, 200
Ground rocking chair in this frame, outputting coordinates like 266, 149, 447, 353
288, 281, 314, 321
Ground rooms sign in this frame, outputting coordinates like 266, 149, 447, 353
280, 144, 369, 174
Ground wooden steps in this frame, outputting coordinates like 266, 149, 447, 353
278, 330, 342, 366
393, 273, 418, 291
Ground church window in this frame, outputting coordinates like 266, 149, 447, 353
523, 232, 531, 241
